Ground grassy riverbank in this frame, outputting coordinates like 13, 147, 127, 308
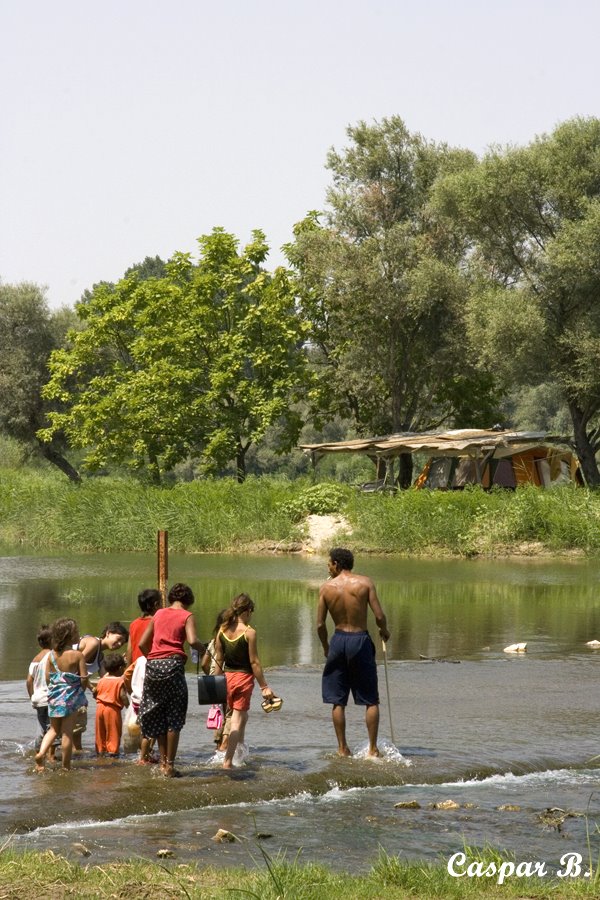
1, 467, 600, 555
1, 848, 600, 899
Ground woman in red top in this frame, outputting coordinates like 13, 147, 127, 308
138, 583, 204, 777
123, 588, 162, 694
127, 588, 163, 664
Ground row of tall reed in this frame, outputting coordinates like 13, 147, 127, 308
1, 468, 599, 555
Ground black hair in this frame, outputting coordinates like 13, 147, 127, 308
168, 583, 195, 608
329, 547, 354, 571
36, 624, 52, 650
100, 621, 129, 641
137, 588, 162, 614
103, 653, 126, 675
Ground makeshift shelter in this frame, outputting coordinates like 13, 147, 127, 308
300, 429, 582, 489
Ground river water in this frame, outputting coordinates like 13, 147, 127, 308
1, 549, 600, 872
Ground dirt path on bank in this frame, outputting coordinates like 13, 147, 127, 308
304, 513, 352, 552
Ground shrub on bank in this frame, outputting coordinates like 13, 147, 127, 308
346, 484, 600, 555
282, 482, 353, 521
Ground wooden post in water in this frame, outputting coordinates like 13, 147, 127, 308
157, 530, 168, 607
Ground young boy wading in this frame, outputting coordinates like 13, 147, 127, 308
318, 548, 390, 757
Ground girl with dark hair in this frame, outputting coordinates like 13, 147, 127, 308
123, 588, 163, 762
26, 624, 54, 758
35, 618, 88, 772
138, 583, 205, 777
202, 609, 230, 750
77, 622, 129, 677
95, 654, 128, 755
215, 594, 280, 770
72, 621, 129, 751
126, 589, 162, 666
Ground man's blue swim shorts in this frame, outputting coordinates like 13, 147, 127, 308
322, 630, 379, 707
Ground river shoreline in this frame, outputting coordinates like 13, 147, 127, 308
245, 536, 590, 559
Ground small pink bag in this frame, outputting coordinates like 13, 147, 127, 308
206, 704, 224, 730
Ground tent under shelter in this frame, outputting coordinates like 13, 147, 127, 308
300, 429, 583, 490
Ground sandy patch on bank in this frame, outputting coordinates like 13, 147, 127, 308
304, 514, 352, 552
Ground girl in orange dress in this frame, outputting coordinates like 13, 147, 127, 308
94, 654, 128, 755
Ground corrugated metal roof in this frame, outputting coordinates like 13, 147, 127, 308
300, 429, 574, 458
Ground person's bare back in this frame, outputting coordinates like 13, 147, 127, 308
320, 571, 376, 632
318, 555, 389, 649
316, 548, 391, 757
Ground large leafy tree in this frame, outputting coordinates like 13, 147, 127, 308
41, 229, 310, 482
434, 117, 600, 485
0, 283, 81, 481
286, 117, 500, 485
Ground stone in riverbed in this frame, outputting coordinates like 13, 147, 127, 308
212, 828, 237, 843
71, 842, 91, 856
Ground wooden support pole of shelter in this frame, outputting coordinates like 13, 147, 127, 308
157, 530, 168, 607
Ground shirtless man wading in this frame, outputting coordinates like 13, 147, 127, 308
317, 547, 390, 757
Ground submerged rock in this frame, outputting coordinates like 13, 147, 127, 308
537, 807, 582, 830
394, 800, 421, 809
71, 842, 91, 856
430, 799, 460, 810
212, 828, 237, 843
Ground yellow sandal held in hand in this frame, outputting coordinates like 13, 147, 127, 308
261, 696, 283, 713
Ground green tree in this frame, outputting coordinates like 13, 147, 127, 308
286, 117, 500, 485
41, 229, 310, 482
434, 117, 600, 485
0, 282, 81, 481
124, 255, 167, 281
78, 256, 167, 307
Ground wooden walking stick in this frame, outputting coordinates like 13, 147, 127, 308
382, 641, 396, 746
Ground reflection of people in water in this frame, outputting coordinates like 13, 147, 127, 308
214, 594, 276, 769
317, 547, 390, 757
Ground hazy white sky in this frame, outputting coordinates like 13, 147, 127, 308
2, 1, 599, 308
